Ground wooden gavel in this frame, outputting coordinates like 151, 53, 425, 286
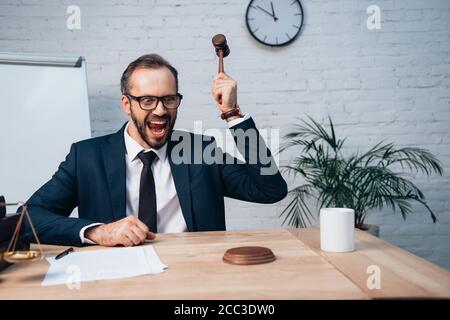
212, 34, 230, 74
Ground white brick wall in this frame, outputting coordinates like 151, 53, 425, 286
1, 0, 449, 270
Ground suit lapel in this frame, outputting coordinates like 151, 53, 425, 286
168, 135, 194, 231
101, 123, 127, 221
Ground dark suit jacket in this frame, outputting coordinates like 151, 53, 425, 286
23, 118, 287, 246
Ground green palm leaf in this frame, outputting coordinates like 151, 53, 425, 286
281, 116, 443, 229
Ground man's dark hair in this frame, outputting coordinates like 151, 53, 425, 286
120, 53, 178, 94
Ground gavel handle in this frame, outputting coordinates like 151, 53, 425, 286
217, 50, 225, 104
218, 49, 224, 73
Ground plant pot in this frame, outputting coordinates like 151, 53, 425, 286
358, 224, 380, 237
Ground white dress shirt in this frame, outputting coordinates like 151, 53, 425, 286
123, 123, 187, 233
80, 114, 250, 244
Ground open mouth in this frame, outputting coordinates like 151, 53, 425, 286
146, 119, 169, 138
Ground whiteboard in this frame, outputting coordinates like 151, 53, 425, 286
0, 53, 91, 214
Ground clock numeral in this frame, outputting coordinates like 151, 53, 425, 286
293, 24, 300, 29
253, 28, 259, 33
285, 33, 291, 40
290, 0, 297, 5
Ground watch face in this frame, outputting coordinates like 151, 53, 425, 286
246, 0, 304, 47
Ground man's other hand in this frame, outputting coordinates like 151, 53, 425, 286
85, 216, 156, 246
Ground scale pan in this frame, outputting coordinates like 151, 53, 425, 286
2, 250, 42, 263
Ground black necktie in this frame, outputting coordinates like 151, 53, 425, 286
137, 150, 158, 233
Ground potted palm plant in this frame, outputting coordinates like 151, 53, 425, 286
280, 116, 443, 236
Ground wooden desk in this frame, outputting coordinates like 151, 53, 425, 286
0, 228, 449, 299
290, 228, 450, 299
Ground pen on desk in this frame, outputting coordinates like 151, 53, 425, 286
55, 247, 74, 260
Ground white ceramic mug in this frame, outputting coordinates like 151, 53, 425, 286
320, 208, 355, 253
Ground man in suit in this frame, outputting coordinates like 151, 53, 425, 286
23, 54, 287, 247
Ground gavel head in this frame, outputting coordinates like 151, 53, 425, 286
212, 34, 230, 57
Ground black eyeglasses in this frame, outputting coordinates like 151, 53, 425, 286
126, 93, 183, 111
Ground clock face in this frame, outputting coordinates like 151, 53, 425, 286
246, 0, 304, 47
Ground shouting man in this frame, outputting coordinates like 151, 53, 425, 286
23, 54, 287, 247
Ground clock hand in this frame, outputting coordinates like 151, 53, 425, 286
270, 2, 278, 21
256, 5, 275, 19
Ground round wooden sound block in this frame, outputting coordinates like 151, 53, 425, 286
223, 246, 276, 265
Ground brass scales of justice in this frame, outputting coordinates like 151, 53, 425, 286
0, 201, 44, 263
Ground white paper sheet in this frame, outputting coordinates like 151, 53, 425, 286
42, 245, 167, 286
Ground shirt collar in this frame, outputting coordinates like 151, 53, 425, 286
124, 122, 167, 162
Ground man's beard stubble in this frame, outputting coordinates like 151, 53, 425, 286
130, 110, 176, 150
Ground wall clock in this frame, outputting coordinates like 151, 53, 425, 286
245, 0, 304, 47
